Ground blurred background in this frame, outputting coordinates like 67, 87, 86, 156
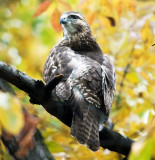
0, 0, 155, 159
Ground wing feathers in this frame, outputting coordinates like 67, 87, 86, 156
102, 54, 115, 115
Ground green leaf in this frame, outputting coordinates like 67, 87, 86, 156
129, 138, 154, 160
46, 141, 64, 153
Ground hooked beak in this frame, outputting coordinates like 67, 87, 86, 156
60, 17, 67, 24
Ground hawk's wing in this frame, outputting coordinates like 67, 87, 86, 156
43, 46, 75, 100
101, 55, 115, 116
43, 46, 115, 114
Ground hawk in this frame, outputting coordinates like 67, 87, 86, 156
43, 11, 115, 151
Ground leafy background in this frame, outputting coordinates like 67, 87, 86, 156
0, 0, 155, 159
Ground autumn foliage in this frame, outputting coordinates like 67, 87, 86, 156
0, 0, 155, 159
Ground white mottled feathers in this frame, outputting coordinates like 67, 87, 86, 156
43, 46, 113, 111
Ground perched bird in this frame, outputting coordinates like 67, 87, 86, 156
43, 11, 115, 151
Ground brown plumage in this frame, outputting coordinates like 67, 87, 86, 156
43, 11, 115, 151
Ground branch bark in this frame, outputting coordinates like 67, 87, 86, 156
0, 61, 134, 157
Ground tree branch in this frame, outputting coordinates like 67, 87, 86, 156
0, 61, 134, 157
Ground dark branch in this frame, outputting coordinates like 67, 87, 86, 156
0, 61, 134, 156
99, 127, 133, 156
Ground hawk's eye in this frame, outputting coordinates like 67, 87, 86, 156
69, 15, 79, 19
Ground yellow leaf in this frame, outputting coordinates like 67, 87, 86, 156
0, 123, 1, 136
141, 21, 154, 46
0, 92, 24, 135
126, 71, 140, 83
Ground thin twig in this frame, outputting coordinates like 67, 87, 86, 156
116, 63, 131, 107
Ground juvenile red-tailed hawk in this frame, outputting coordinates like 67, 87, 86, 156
43, 11, 115, 151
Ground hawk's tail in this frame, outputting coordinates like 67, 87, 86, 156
71, 105, 100, 151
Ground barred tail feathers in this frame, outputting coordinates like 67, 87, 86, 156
71, 105, 100, 151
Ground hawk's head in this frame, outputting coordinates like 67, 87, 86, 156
60, 11, 91, 40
